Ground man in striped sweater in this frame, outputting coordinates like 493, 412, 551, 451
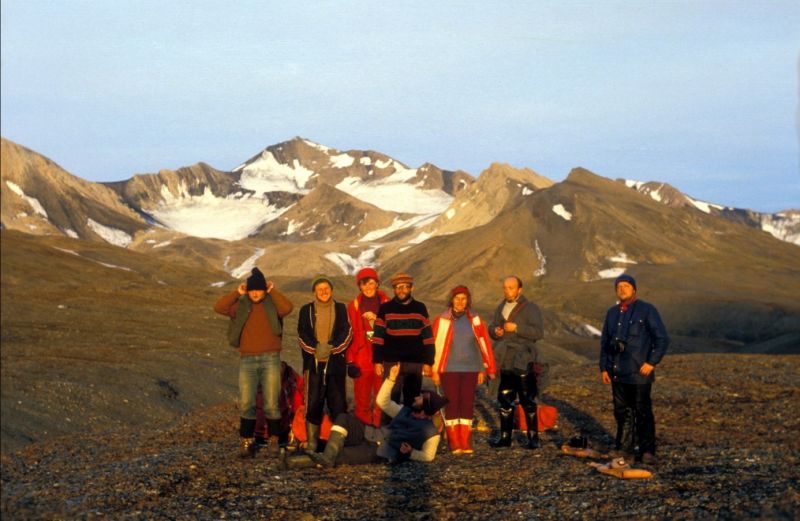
371, 272, 435, 422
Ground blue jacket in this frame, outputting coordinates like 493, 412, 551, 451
599, 299, 669, 384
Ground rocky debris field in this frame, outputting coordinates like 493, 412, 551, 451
2, 354, 798, 520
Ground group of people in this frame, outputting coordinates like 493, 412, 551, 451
214, 266, 669, 468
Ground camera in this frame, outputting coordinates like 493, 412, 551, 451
613, 338, 627, 354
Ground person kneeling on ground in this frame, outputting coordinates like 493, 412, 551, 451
284, 363, 448, 469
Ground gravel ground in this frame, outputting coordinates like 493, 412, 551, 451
2, 354, 798, 520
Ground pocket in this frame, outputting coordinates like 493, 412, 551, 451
627, 319, 644, 337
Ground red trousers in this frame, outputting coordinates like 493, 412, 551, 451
352, 369, 383, 427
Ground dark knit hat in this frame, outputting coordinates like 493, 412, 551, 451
390, 272, 414, 287
448, 285, 472, 309
355, 267, 379, 286
311, 275, 333, 291
614, 274, 637, 291
423, 390, 449, 416
246, 268, 267, 291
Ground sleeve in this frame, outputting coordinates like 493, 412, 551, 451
419, 303, 435, 365
410, 435, 440, 462
269, 289, 294, 317
514, 304, 544, 342
346, 300, 362, 364
488, 305, 503, 340
213, 291, 240, 317
371, 305, 387, 363
645, 305, 669, 366
330, 303, 354, 355
297, 304, 318, 356
375, 375, 403, 418
599, 310, 612, 372
475, 317, 497, 375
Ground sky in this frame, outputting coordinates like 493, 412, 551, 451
1, 1, 798, 212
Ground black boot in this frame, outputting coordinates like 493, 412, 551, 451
239, 418, 257, 458
520, 408, 540, 450
489, 408, 514, 448
306, 423, 320, 454
309, 429, 346, 468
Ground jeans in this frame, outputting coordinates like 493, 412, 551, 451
239, 353, 281, 420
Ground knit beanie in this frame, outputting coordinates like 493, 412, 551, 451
355, 267, 380, 286
311, 275, 333, 291
449, 285, 472, 309
614, 274, 637, 291
390, 272, 414, 287
423, 391, 449, 416
246, 268, 267, 291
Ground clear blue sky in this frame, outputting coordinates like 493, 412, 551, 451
2, 1, 798, 212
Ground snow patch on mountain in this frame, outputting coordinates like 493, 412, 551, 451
359, 214, 437, 242
686, 196, 722, 214
151, 186, 289, 241
235, 151, 315, 194
5, 181, 48, 218
534, 240, 547, 277
445, 208, 456, 220
303, 139, 333, 153
87, 218, 132, 247
552, 204, 573, 221
583, 324, 602, 337
761, 213, 800, 245
324, 247, 378, 275
336, 164, 453, 214
229, 248, 266, 278
522, 187, 534, 196
63, 228, 79, 239
329, 153, 355, 168
625, 179, 644, 190
359, 157, 372, 166
598, 267, 626, 279
608, 253, 637, 264
408, 231, 433, 244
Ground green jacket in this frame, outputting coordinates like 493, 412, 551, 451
227, 294, 282, 347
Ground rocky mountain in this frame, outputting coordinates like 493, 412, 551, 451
619, 179, 800, 245
0, 138, 149, 244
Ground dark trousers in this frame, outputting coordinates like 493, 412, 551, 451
381, 361, 423, 425
612, 381, 656, 455
305, 362, 346, 426
497, 369, 538, 413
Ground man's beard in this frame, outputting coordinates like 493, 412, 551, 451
396, 294, 412, 303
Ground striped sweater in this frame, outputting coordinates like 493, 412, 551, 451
371, 298, 435, 365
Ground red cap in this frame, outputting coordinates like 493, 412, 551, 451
355, 267, 379, 286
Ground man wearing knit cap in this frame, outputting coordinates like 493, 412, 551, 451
371, 272, 435, 423
600, 274, 669, 465
347, 267, 391, 427
297, 276, 353, 454
214, 267, 294, 458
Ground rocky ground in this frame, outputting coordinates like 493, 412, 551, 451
2, 354, 798, 520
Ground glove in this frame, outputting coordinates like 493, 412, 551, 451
347, 363, 362, 379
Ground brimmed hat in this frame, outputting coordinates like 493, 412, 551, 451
355, 267, 379, 286
311, 275, 333, 291
246, 268, 267, 291
390, 272, 413, 287
614, 274, 637, 291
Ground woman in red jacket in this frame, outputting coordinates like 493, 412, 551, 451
346, 267, 391, 427
432, 286, 496, 454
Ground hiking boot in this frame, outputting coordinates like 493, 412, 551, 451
641, 452, 657, 465
239, 438, 256, 459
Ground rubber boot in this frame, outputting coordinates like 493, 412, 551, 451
309, 429, 346, 468
521, 408, 540, 450
461, 423, 474, 454
306, 422, 320, 454
446, 425, 462, 455
281, 452, 315, 470
489, 408, 514, 448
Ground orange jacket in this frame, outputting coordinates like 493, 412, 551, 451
432, 310, 497, 376
346, 290, 390, 370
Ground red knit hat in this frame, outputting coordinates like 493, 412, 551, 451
355, 267, 379, 286
449, 285, 471, 309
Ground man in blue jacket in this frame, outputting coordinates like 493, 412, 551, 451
600, 274, 669, 465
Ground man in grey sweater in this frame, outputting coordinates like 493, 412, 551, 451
488, 276, 545, 449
